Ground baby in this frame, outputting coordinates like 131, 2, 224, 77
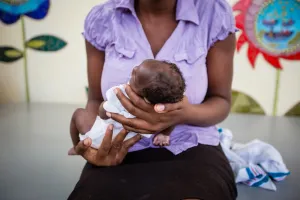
68, 59, 186, 154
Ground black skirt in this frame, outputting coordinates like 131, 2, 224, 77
68, 144, 237, 200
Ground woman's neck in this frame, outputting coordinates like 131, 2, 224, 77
135, 0, 176, 16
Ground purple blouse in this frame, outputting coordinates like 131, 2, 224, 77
83, 0, 237, 155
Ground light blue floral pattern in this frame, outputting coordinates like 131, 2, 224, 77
0, 0, 49, 24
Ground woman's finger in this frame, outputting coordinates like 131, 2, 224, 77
116, 134, 142, 163
75, 139, 101, 165
114, 88, 150, 119
97, 124, 113, 157
82, 148, 100, 166
123, 125, 154, 134
124, 85, 152, 111
109, 113, 140, 128
154, 98, 184, 113
154, 103, 181, 113
108, 112, 130, 125
74, 138, 92, 156
109, 129, 128, 156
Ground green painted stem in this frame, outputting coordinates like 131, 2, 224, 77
272, 69, 281, 116
21, 17, 30, 102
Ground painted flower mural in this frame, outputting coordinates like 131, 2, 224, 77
0, 0, 67, 102
233, 0, 300, 116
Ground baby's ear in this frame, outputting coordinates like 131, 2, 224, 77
144, 97, 151, 104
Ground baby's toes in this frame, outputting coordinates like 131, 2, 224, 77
160, 140, 164, 146
153, 136, 160, 146
153, 134, 170, 146
68, 147, 77, 155
162, 136, 170, 146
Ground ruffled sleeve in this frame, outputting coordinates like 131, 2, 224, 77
83, 4, 112, 51
208, 0, 238, 48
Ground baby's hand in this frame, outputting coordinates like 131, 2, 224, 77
99, 101, 109, 119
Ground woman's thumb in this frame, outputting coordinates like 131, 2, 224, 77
75, 138, 92, 155
154, 104, 166, 113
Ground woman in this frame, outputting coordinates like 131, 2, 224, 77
69, 0, 238, 199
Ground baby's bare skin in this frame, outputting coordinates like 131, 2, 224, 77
68, 108, 97, 155
153, 126, 174, 146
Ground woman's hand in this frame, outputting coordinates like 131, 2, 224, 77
107, 85, 191, 134
74, 125, 141, 166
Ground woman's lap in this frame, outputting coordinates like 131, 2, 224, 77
68, 144, 237, 200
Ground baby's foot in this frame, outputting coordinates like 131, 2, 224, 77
68, 147, 77, 155
153, 134, 170, 146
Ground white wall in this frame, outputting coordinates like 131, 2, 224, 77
0, 0, 101, 104
0, 20, 26, 103
277, 60, 300, 116
1, 0, 300, 116
25, 0, 95, 104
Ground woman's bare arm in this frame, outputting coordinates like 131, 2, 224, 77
183, 34, 236, 127
85, 40, 105, 115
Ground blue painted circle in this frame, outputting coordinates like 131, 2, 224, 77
0, 0, 47, 15
255, 0, 300, 54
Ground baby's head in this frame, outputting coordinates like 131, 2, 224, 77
129, 59, 186, 104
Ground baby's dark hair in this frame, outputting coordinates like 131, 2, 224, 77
141, 61, 186, 104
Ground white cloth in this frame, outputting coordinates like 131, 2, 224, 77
80, 85, 151, 149
219, 128, 290, 191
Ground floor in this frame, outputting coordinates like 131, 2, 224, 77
0, 103, 299, 200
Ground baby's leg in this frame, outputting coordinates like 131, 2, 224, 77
68, 108, 96, 155
153, 126, 175, 146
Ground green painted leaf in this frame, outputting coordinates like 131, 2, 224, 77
0, 46, 23, 63
231, 90, 265, 115
26, 35, 67, 51
285, 102, 300, 116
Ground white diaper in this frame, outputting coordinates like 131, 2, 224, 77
79, 84, 151, 149
79, 116, 144, 149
